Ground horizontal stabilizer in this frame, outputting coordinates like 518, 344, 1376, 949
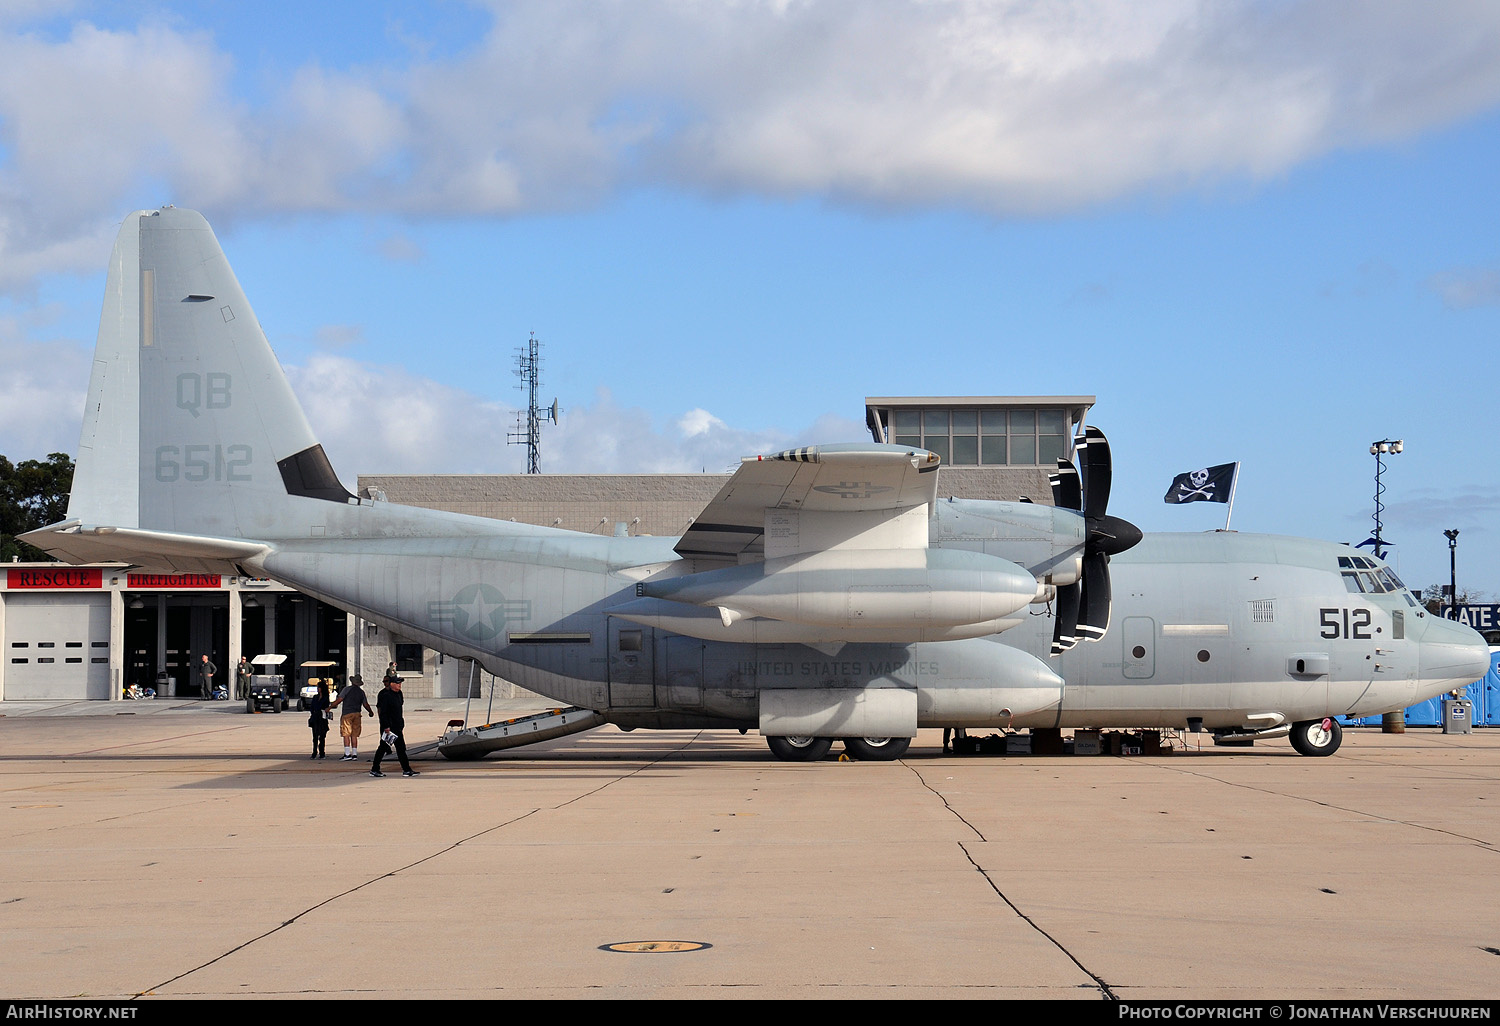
19, 520, 271, 575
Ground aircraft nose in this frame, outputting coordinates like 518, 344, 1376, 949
1418, 616, 1492, 692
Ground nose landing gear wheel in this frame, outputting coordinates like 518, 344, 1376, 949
766, 736, 833, 762
842, 737, 911, 761
1289, 718, 1342, 756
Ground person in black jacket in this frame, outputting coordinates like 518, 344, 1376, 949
306, 681, 331, 759
370, 677, 419, 778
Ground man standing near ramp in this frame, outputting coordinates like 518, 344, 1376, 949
370, 676, 419, 778
332, 674, 373, 761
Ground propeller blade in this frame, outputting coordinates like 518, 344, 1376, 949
1074, 426, 1112, 522
1051, 427, 1140, 651
1050, 581, 1081, 655
1077, 552, 1112, 640
1049, 458, 1081, 511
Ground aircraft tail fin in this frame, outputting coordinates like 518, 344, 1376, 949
60, 207, 351, 546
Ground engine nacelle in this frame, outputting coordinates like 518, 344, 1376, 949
637, 548, 1036, 630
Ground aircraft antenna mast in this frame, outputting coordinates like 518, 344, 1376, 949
508, 332, 559, 474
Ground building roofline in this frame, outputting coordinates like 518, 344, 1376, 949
864, 395, 1096, 408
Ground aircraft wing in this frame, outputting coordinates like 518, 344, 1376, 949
674, 443, 941, 562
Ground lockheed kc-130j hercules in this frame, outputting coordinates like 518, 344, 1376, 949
22, 208, 1489, 760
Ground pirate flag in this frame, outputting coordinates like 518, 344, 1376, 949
1164, 462, 1237, 504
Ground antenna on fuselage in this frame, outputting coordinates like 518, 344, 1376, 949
508, 332, 560, 474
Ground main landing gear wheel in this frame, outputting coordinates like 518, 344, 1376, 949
842, 737, 911, 761
766, 736, 833, 762
1289, 718, 1342, 757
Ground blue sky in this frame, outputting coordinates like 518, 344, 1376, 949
1, 1, 1497, 596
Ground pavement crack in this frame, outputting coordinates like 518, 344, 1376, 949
1142, 759, 1495, 848
907, 763, 985, 841
958, 840, 1117, 1000
138, 750, 675, 997
554, 731, 704, 807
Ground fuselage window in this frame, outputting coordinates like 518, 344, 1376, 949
1392, 610, 1405, 640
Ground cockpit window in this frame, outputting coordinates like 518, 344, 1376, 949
1338, 556, 1407, 597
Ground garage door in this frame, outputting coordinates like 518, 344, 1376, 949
5, 595, 112, 700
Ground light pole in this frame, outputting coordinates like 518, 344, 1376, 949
1369, 438, 1403, 559
1444, 529, 1459, 620
1369, 439, 1405, 734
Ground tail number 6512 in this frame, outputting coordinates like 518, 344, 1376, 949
154, 444, 252, 482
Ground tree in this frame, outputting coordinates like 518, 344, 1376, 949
0, 453, 75, 562
1420, 583, 1491, 616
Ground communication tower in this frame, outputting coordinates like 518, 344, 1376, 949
509, 332, 559, 474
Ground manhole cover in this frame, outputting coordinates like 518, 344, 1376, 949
600, 940, 711, 953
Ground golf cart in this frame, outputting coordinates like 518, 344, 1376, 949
298, 661, 339, 711
246, 653, 289, 713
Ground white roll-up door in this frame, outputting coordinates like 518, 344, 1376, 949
5, 595, 112, 699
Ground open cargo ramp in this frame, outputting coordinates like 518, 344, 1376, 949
423, 707, 607, 761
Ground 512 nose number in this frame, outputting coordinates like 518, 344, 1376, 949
1318, 607, 1372, 640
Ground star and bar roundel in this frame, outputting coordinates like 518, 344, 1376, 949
428, 583, 532, 641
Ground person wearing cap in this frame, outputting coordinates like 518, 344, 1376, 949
333, 674, 373, 761
370, 675, 418, 778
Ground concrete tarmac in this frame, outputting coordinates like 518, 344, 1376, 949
0, 698, 1496, 1001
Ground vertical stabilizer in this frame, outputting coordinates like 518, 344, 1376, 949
67, 212, 146, 527
64, 207, 350, 542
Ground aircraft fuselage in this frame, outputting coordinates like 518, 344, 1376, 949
253, 496, 1480, 736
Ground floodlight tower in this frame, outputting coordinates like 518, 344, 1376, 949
508, 332, 559, 474
1369, 438, 1403, 559
1444, 529, 1459, 620
1370, 438, 1404, 735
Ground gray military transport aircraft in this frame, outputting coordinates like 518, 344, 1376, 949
22, 208, 1490, 760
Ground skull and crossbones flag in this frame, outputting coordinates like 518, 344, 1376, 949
1164, 462, 1237, 504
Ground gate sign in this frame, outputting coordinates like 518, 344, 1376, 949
1445, 603, 1500, 633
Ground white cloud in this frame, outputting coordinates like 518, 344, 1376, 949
376, 233, 424, 263
3, 2, 1500, 289
678, 408, 724, 438
0, 329, 90, 459
1429, 267, 1500, 309
282, 354, 854, 480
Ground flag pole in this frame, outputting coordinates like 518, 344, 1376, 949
1223, 462, 1240, 531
